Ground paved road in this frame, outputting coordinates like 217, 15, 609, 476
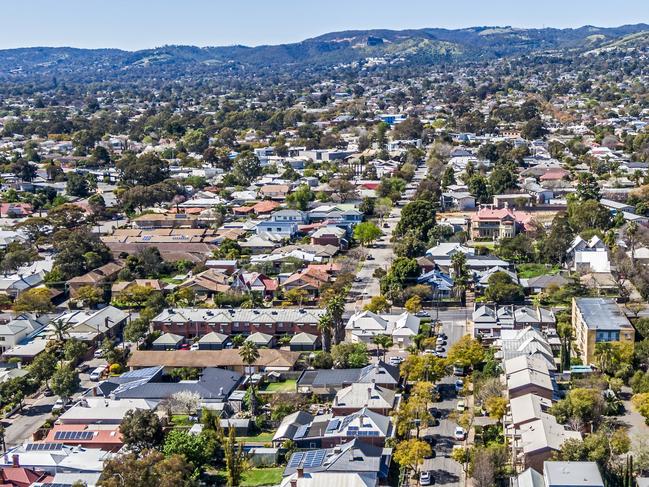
4, 394, 58, 447
418, 320, 467, 487
346, 207, 401, 313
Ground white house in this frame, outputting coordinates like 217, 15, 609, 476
345, 311, 420, 348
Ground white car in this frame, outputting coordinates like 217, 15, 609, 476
388, 356, 404, 365
454, 426, 466, 441
190, 343, 199, 351
420, 471, 433, 486
456, 400, 466, 412
52, 399, 69, 413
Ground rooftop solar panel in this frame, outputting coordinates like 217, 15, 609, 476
288, 451, 305, 468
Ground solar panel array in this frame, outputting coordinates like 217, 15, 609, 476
303, 449, 326, 468
287, 452, 305, 468
25, 443, 64, 452
54, 431, 94, 441
325, 419, 340, 433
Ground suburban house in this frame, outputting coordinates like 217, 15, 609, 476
297, 362, 401, 397
66, 261, 124, 298
101, 366, 243, 405
0, 314, 47, 353
505, 393, 554, 430
345, 311, 420, 349
504, 355, 555, 401
440, 191, 476, 211
572, 297, 635, 365
273, 407, 393, 449
513, 415, 581, 473
566, 236, 610, 273
332, 382, 398, 415
310, 226, 348, 249
512, 461, 605, 487
472, 305, 555, 343
417, 269, 454, 298
495, 328, 556, 371
282, 438, 390, 484
469, 205, 532, 241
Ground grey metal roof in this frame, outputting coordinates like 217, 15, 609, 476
575, 297, 631, 331
110, 367, 242, 402
543, 461, 604, 487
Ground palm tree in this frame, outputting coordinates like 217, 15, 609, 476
326, 294, 346, 345
317, 312, 333, 352
239, 341, 260, 414
372, 334, 393, 362
50, 318, 72, 343
239, 341, 260, 383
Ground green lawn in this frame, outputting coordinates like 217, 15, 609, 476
236, 431, 275, 443
240, 468, 284, 487
517, 263, 560, 279
260, 379, 296, 393
214, 467, 284, 487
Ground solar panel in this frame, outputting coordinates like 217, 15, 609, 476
25, 443, 64, 452
303, 450, 325, 468
54, 431, 94, 441
288, 452, 305, 468
294, 424, 308, 440
325, 419, 340, 433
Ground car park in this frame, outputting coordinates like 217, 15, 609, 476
454, 426, 466, 441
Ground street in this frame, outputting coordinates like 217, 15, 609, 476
416, 320, 467, 487
346, 207, 401, 313
3, 394, 58, 447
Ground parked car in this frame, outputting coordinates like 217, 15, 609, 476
52, 399, 70, 413
429, 407, 442, 419
93, 349, 104, 358
420, 471, 434, 486
383, 222, 389, 228
179, 343, 191, 351
366, 254, 375, 260
89, 366, 106, 381
190, 343, 200, 351
388, 356, 404, 366
43, 387, 53, 397
453, 364, 465, 376
422, 434, 436, 446
435, 345, 444, 353
454, 426, 466, 441
456, 400, 466, 412
455, 379, 464, 392
77, 363, 90, 373
415, 310, 430, 317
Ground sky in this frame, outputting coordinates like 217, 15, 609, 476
1, 0, 648, 51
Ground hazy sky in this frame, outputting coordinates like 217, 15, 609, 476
1, 0, 648, 50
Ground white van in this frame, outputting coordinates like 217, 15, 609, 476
89, 366, 106, 381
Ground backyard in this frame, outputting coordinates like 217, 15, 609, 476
260, 379, 297, 393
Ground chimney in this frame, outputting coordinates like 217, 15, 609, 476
297, 467, 304, 478
290, 480, 298, 487
12, 454, 19, 467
